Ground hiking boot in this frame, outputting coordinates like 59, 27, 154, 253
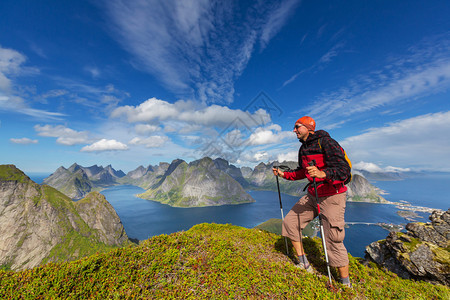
296, 261, 314, 273
340, 277, 352, 288
342, 282, 353, 288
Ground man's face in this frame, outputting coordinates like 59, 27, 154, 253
293, 123, 309, 141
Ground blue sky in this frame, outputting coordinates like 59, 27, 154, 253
1, 0, 449, 174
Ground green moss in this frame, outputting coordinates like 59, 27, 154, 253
0, 165, 29, 183
430, 243, 450, 265
16, 233, 30, 248
397, 232, 422, 252
0, 263, 12, 271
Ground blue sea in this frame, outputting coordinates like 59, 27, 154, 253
29, 173, 449, 258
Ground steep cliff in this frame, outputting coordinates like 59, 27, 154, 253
365, 209, 449, 285
137, 157, 255, 207
0, 165, 129, 271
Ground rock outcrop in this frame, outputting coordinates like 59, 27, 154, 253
0, 165, 129, 271
137, 157, 255, 207
365, 209, 450, 285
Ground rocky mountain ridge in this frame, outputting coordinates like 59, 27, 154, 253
136, 157, 255, 207
44, 157, 387, 207
365, 209, 450, 285
44, 163, 125, 199
0, 165, 130, 271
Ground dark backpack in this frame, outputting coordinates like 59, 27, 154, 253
318, 138, 352, 185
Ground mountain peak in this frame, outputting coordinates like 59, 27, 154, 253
0, 165, 31, 183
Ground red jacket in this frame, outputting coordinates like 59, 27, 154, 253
283, 130, 351, 197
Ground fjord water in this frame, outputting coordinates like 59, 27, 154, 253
99, 185, 419, 258
372, 173, 450, 211
29, 173, 448, 258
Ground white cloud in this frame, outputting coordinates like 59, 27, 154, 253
129, 136, 169, 148
318, 42, 345, 64
84, 66, 101, 79
253, 151, 270, 161
352, 161, 384, 173
34, 124, 90, 145
52, 79, 128, 112
135, 124, 160, 135
236, 151, 271, 165
248, 125, 292, 146
277, 150, 297, 163
281, 41, 345, 88
0, 46, 65, 121
385, 166, 411, 173
353, 161, 411, 173
81, 139, 128, 152
103, 1, 299, 103
307, 35, 450, 124
259, 0, 301, 49
10, 137, 38, 144
0, 46, 26, 91
111, 97, 271, 128
340, 111, 450, 171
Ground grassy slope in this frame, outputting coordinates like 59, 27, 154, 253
0, 224, 448, 299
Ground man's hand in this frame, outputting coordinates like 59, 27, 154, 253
306, 166, 326, 179
272, 167, 284, 178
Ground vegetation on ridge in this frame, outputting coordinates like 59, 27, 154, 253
0, 223, 448, 299
0, 165, 29, 183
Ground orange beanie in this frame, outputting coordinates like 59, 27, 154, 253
296, 116, 316, 131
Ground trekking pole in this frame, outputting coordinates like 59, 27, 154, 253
308, 160, 333, 287
275, 166, 289, 256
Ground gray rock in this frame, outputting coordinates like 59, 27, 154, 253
365, 210, 450, 286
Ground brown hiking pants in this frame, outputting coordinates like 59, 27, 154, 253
282, 192, 349, 267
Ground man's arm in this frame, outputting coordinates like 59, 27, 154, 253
273, 167, 306, 181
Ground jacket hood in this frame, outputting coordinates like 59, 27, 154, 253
299, 130, 330, 145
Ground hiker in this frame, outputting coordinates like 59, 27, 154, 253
272, 116, 352, 287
